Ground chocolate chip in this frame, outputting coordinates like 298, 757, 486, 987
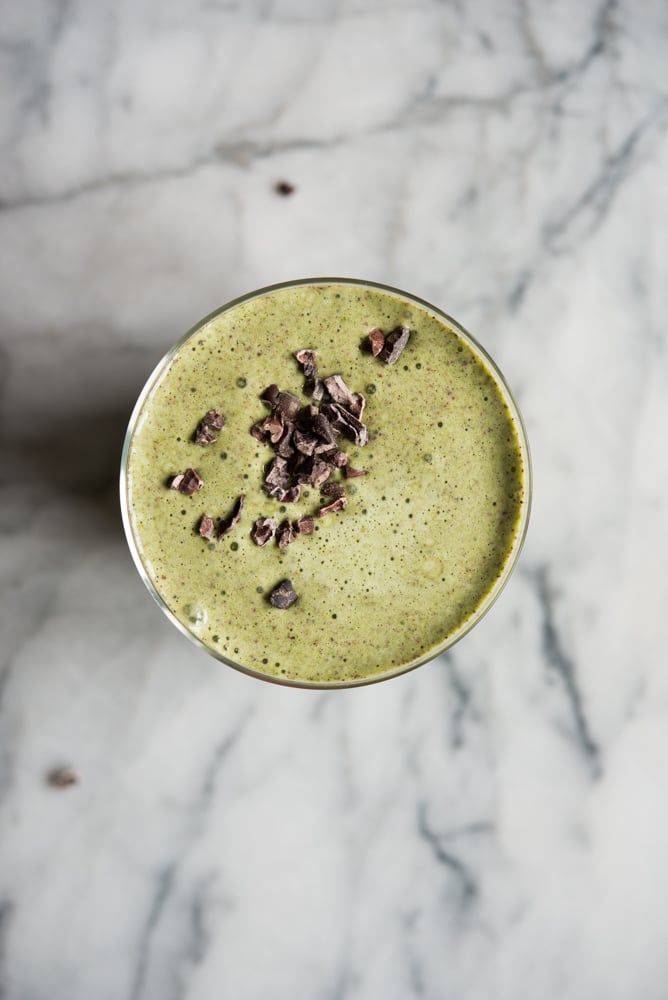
269, 579, 298, 608
251, 517, 277, 547
199, 514, 216, 540
367, 328, 385, 357
218, 494, 245, 537
170, 469, 204, 494
319, 496, 348, 516
382, 325, 411, 364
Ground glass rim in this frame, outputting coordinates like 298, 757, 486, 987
120, 276, 532, 689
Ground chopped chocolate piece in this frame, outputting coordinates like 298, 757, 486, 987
319, 496, 348, 516
367, 327, 385, 356
171, 469, 204, 494
199, 514, 216, 540
321, 482, 346, 499
321, 403, 369, 447
276, 519, 297, 549
48, 766, 80, 789
344, 464, 367, 478
276, 391, 302, 421
269, 579, 298, 609
251, 517, 277, 547
203, 409, 225, 430
194, 422, 218, 446
296, 515, 315, 535
260, 384, 280, 409
382, 325, 411, 365
218, 494, 245, 537
293, 428, 318, 456
278, 484, 303, 504
313, 412, 337, 445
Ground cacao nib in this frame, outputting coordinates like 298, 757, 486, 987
323, 374, 356, 409
308, 378, 325, 401
218, 494, 245, 537
382, 325, 411, 365
313, 412, 337, 445
194, 423, 218, 446
203, 409, 225, 430
367, 328, 385, 356
276, 520, 297, 549
293, 428, 318, 456
344, 464, 366, 478
199, 514, 216, 540
261, 384, 280, 409
296, 515, 315, 535
276, 422, 295, 457
321, 482, 345, 499
276, 391, 301, 421
264, 456, 290, 489
269, 579, 298, 609
322, 403, 368, 447
170, 469, 203, 494
251, 517, 277, 547
295, 349, 318, 368
319, 496, 348, 516
310, 459, 333, 488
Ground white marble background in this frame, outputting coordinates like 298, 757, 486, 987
1, 0, 668, 997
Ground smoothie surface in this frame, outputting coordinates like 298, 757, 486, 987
124, 281, 528, 685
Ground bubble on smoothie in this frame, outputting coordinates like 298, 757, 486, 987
422, 557, 444, 580
183, 603, 206, 627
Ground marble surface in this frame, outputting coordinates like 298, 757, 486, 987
1, 0, 668, 997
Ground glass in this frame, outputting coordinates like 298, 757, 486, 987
120, 278, 532, 688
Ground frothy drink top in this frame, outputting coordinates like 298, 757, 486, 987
122, 280, 529, 686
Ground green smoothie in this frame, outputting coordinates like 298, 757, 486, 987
121, 279, 530, 687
